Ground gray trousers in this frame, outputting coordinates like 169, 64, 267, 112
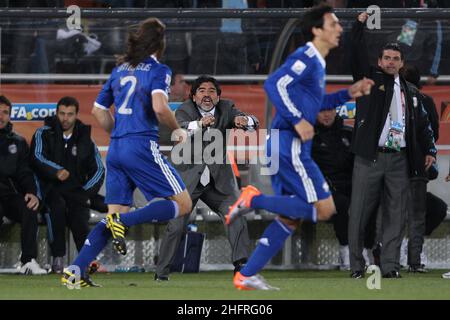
349, 151, 409, 274
407, 179, 427, 266
155, 183, 250, 277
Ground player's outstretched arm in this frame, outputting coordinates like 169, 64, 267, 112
92, 107, 114, 134
153, 92, 187, 143
294, 118, 314, 142
348, 77, 374, 98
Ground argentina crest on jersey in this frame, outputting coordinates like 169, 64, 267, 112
8, 144, 17, 154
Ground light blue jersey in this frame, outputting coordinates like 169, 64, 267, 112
95, 55, 184, 204
264, 42, 352, 203
95, 55, 171, 140
264, 42, 350, 132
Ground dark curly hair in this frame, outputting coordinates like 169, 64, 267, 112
190, 75, 222, 98
116, 17, 166, 67
0, 95, 12, 114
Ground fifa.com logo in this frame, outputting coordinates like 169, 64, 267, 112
169, 128, 280, 176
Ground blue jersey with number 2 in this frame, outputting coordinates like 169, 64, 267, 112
94, 55, 171, 141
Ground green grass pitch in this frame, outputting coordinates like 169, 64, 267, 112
1, 270, 450, 300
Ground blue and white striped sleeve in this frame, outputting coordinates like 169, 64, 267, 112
82, 143, 105, 194
33, 126, 63, 171
264, 56, 311, 126
321, 89, 352, 111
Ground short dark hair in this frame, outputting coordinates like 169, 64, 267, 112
379, 42, 404, 61
190, 75, 222, 98
401, 64, 421, 88
170, 71, 182, 86
57, 96, 79, 113
301, 4, 334, 42
0, 95, 12, 114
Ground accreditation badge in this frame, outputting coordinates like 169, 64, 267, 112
385, 121, 405, 151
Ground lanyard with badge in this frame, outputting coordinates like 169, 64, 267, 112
385, 89, 405, 151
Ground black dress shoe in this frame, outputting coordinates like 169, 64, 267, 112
372, 243, 381, 266
154, 274, 169, 281
350, 271, 364, 279
408, 264, 428, 273
383, 270, 402, 278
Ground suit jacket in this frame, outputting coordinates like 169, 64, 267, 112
350, 19, 436, 178
170, 99, 259, 195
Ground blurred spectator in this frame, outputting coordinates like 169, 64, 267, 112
186, 1, 220, 74
0, 95, 47, 275
400, 64, 446, 273
216, 0, 261, 74
188, 0, 261, 74
30, 96, 105, 274
162, 19, 191, 73
1, 0, 64, 6
169, 72, 189, 102
401, 64, 439, 140
312, 109, 377, 270
6, 1, 64, 74
390, 19, 442, 84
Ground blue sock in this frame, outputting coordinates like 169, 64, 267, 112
72, 220, 110, 276
251, 194, 317, 222
240, 219, 293, 277
120, 200, 178, 227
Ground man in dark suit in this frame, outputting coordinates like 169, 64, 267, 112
155, 75, 258, 281
348, 12, 436, 279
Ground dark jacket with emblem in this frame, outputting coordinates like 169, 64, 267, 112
0, 122, 37, 197
30, 116, 104, 204
312, 115, 354, 195
350, 19, 436, 178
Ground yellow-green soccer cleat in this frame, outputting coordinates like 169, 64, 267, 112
61, 269, 101, 288
106, 212, 128, 255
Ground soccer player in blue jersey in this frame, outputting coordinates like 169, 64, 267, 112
225, 4, 374, 290
61, 18, 192, 287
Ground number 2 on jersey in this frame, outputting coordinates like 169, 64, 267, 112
118, 75, 137, 115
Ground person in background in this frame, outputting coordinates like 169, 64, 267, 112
0, 95, 47, 275
312, 108, 377, 270
348, 12, 436, 279
30, 96, 105, 274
